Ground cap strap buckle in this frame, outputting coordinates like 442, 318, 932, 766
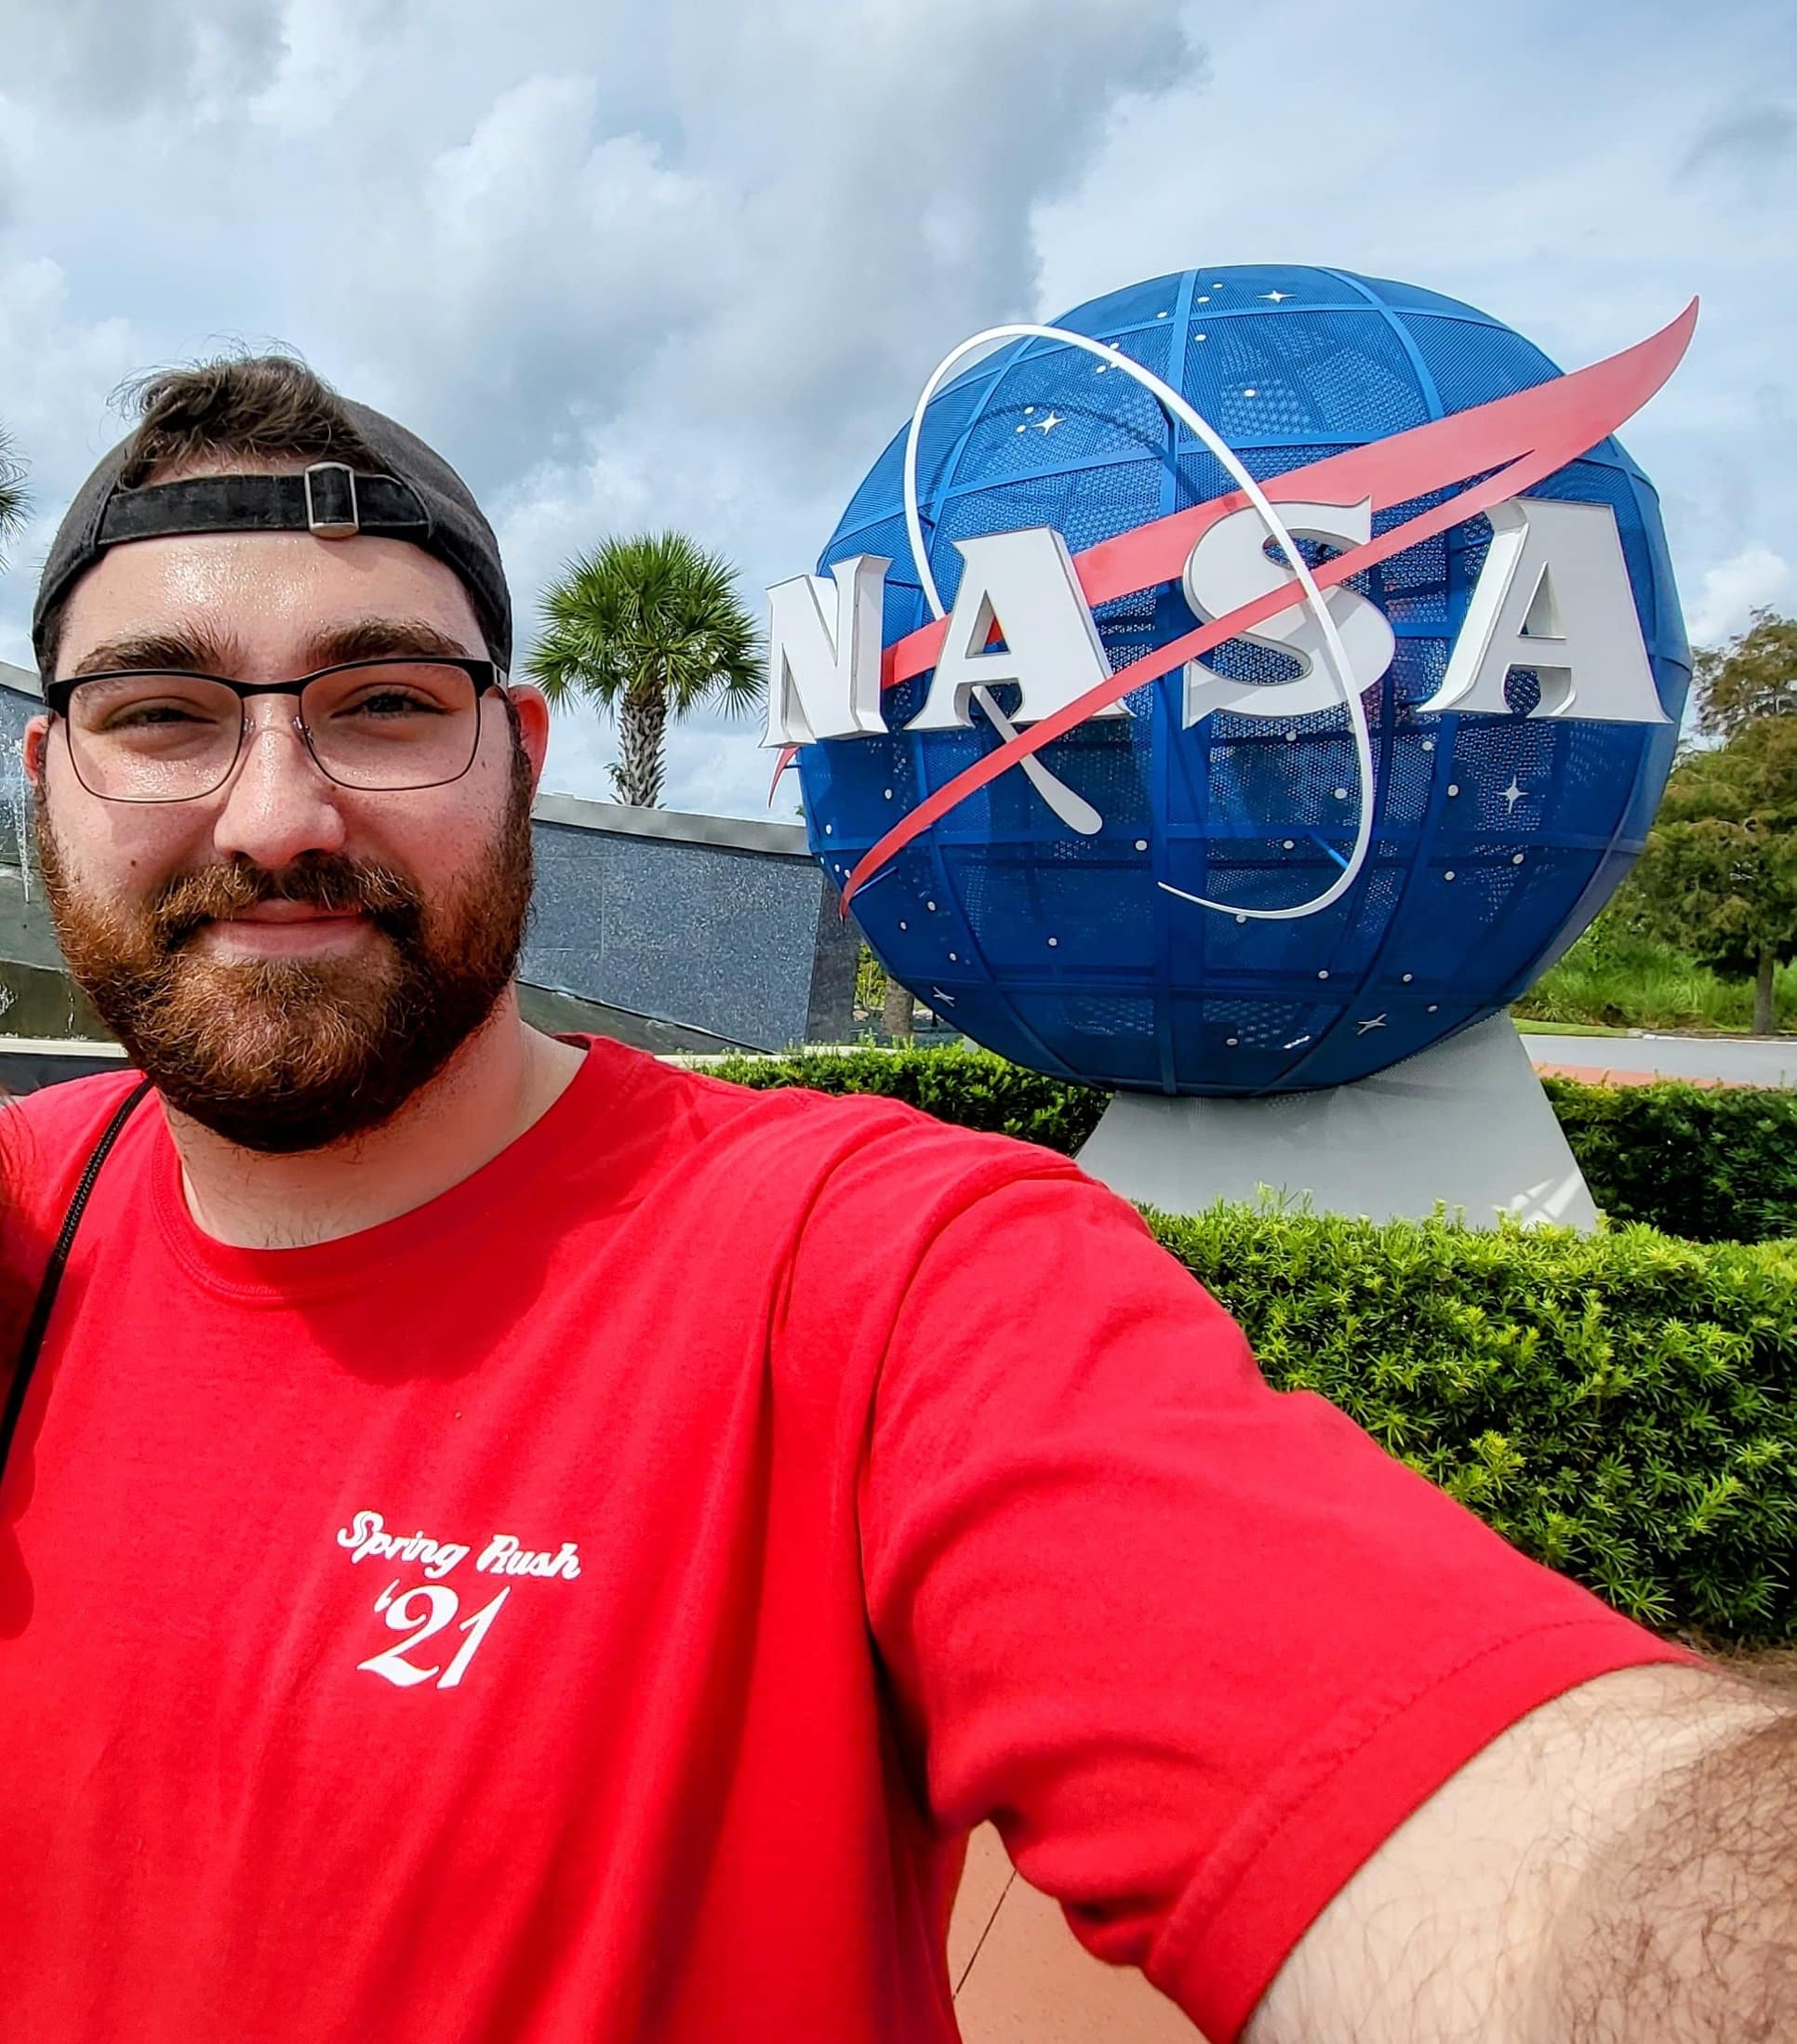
303, 462, 360, 541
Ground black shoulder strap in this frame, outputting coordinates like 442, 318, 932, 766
0, 1078, 154, 1487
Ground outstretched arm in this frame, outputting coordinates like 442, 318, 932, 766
1247, 1661, 1795, 2042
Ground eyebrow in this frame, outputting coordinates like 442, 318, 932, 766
69, 627, 242, 679
302, 618, 483, 668
65, 617, 481, 682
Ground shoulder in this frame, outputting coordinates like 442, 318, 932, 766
4, 1069, 153, 1231
7, 1067, 149, 1150
0, 1070, 153, 1342
571, 1037, 1092, 1244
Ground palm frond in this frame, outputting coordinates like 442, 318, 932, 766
0, 427, 28, 566
523, 530, 765, 802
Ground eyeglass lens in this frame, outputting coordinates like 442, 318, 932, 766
63, 662, 486, 801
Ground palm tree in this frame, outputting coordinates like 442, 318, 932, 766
0, 425, 27, 562
526, 532, 763, 810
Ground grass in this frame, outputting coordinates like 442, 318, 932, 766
1513, 926, 1796, 1036
1511, 1018, 1634, 1039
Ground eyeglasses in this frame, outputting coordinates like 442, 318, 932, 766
43, 657, 508, 803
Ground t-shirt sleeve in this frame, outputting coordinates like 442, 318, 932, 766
0, 1070, 148, 1347
853, 1164, 1691, 2044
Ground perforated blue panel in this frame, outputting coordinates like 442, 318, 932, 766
798, 267, 1688, 1095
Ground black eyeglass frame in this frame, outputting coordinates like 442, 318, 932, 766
42, 655, 509, 803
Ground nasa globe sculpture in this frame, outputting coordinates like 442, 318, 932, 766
768, 265, 1691, 1100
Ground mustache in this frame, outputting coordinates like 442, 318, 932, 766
153, 854, 424, 950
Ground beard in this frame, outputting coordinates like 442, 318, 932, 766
35, 749, 535, 1156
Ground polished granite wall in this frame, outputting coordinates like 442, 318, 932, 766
0, 670, 34, 872
526, 794, 857, 1052
0, 667, 856, 1055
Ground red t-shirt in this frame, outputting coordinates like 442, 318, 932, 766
0, 1039, 1684, 2042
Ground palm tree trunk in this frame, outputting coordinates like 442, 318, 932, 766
881, 976, 914, 1041
618, 686, 669, 808
1754, 946, 1777, 1036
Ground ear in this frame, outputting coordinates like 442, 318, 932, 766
23, 714, 51, 787
504, 683, 552, 793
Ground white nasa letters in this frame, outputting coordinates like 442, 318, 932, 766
908, 528, 1125, 731
761, 498, 1664, 747
1417, 498, 1669, 724
1180, 497, 1395, 726
762, 555, 890, 746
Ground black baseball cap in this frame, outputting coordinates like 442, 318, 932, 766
33, 399, 512, 671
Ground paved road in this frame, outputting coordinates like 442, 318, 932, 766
1520, 1031, 1796, 1088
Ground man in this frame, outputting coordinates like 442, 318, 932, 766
0, 355, 1787, 2044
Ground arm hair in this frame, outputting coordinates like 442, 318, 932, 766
1247, 1660, 1797, 2042
1524, 1663, 1797, 2040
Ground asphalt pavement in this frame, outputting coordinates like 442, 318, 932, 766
1520, 1031, 1796, 1089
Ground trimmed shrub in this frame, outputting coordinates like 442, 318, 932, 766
1543, 1078, 1797, 1245
712, 1045, 1106, 1154
1148, 1207, 1797, 1647
712, 1047, 1797, 1245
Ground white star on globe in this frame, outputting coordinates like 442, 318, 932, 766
1262, 290, 1289, 302
1356, 1014, 1388, 1034
1033, 411, 1063, 433
1502, 777, 1526, 812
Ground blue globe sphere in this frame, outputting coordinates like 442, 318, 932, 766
797, 265, 1687, 1094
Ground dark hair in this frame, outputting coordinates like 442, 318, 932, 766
36, 353, 383, 672
115, 353, 381, 487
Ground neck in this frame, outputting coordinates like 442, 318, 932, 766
166, 992, 587, 1249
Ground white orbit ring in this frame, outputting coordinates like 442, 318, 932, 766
900, 321, 1377, 922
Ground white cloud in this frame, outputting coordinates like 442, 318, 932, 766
4, 0, 285, 113
1032, 0, 1797, 681
0, 0, 1790, 817
1685, 542, 1792, 648
247, 0, 393, 135
0, 258, 144, 660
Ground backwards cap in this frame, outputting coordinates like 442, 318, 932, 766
33, 399, 512, 671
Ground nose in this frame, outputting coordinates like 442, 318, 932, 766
210, 702, 349, 869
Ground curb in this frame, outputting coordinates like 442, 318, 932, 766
1530, 1061, 1775, 1091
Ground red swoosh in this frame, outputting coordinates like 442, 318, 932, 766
836, 301, 1696, 910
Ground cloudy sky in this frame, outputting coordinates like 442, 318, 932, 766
0, 0, 1790, 816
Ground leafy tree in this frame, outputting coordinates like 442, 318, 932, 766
526, 532, 763, 809
1631, 714, 1797, 1033
1693, 607, 1797, 740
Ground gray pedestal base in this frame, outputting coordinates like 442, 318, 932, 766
1076, 1015, 1598, 1229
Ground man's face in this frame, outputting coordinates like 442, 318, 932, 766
28, 516, 552, 1153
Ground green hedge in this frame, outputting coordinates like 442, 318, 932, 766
714, 1045, 1107, 1152
712, 1047, 1797, 1245
713, 1044, 1104, 1148
1541, 1078, 1797, 1245
1150, 1207, 1797, 1647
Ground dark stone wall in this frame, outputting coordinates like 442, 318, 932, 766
526, 795, 857, 1053
0, 669, 35, 873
